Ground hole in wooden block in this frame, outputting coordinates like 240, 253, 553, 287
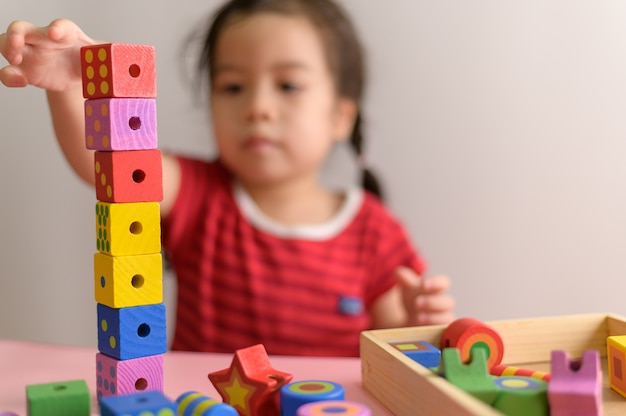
53, 385, 67, 391
132, 169, 146, 184
569, 359, 582, 371
615, 356, 623, 380
137, 323, 151, 338
129, 64, 141, 78
129, 222, 143, 235
129, 117, 141, 131
135, 378, 148, 391
131, 274, 144, 289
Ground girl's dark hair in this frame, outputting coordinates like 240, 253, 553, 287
196, 0, 384, 200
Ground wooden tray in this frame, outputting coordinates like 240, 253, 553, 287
360, 313, 626, 415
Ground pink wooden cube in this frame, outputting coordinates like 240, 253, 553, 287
96, 353, 163, 397
85, 98, 157, 151
548, 349, 602, 416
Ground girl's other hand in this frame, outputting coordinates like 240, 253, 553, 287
0, 18, 95, 91
395, 266, 455, 327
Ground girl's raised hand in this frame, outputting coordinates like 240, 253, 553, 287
395, 266, 455, 327
0, 19, 95, 91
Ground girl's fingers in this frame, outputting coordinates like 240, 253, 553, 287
2, 21, 42, 65
416, 310, 455, 326
0, 66, 28, 87
47, 18, 81, 42
421, 274, 451, 293
416, 292, 456, 313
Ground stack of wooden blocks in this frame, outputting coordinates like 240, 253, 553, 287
80, 43, 166, 399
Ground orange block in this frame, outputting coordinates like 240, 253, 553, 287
608, 336, 626, 398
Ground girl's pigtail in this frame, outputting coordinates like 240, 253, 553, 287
350, 113, 384, 201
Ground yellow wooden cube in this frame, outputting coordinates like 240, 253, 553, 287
96, 202, 161, 256
94, 252, 163, 308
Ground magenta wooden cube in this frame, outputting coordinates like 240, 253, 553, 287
85, 98, 157, 151
548, 349, 602, 416
96, 353, 164, 398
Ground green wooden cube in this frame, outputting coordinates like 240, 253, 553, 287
26, 379, 90, 416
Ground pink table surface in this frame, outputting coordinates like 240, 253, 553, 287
0, 339, 393, 415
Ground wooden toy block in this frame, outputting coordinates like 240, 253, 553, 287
208, 343, 293, 416
96, 201, 161, 256
176, 391, 238, 416
26, 379, 90, 416
440, 317, 504, 371
607, 335, 626, 397
491, 376, 548, 416
94, 252, 163, 308
96, 353, 163, 397
296, 400, 371, 416
85, 98, 157, 151
97, 303, 167, 360
490, 364, 550, 381
437, 347, 497, 405
94, 150, 163, 203
81, 43, 156, 99
361, 313, 626, 416
280, 380, 345, 416
99, 391, 175, 416
389, 340, 440, 369
548, 349, 603, 416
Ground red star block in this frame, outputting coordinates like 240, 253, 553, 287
208, 344, 293, 416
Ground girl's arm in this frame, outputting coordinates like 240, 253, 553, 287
47, 87, 95, 186
1, 19, 181, 215
1, 19, 99, 187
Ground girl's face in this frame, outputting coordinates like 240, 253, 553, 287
210, 12, 356, 187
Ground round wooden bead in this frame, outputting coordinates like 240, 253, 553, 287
492, 376, 549, 416
297, 400, 371, 416
280, 380, 345, 416
176, 391, 238, 416
440, 317, 504, 370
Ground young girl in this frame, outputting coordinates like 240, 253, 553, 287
0, 0, 454, 357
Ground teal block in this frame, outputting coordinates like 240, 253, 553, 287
26, 379, 90, 416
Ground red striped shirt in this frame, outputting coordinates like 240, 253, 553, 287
162, 157, 425, 356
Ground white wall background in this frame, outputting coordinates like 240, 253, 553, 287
1, 0, 626, 347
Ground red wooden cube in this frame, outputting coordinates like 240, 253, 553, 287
94, 150, 163, 203
81, 43, 156, 99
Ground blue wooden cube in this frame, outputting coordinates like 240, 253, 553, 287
99, 391, 176, 416
389, 340, 441, 369
97, 303, 166, 359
